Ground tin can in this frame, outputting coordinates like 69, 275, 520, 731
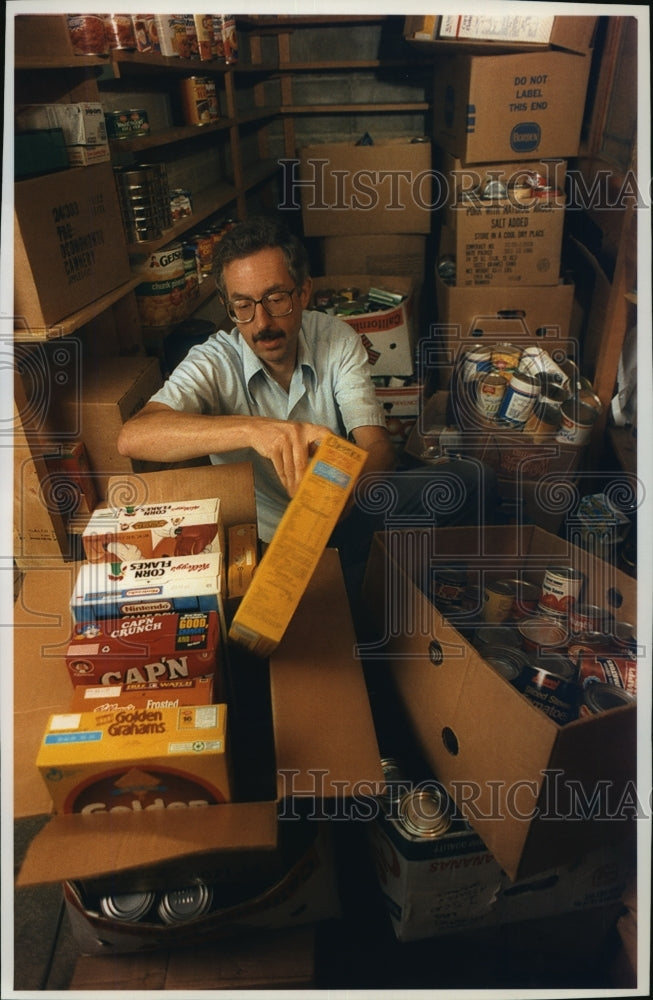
578, 653, 637, 698
519, 347, 567, 386
482, 579, 516, 624
102, 14, 137, 51
474, 625, 522, 655
379, 757, 412, 811
67, 15, 109, 56
157, 881, 213, 924
491, 342, 521, 381
569, 604, 614, 635
538, 566, 584, 617
219, 14, 239, 65
555, 397, 598, 446
537, 375, 570, 406
461, 345, 492, 383
482, 178, 508, 200
396, 788, 452, 840
523, 400, 562, 442
579, 682, 636, 717
338, 286, 360, 302
194, 232, 215, 275
135, 243, 187, 326
567, 631, 616, 660
484, 645, 529, 684
180, 77, 220, 126
132, 14, 160, 53
170, 188, 193, 221
497, 370, 540, 426
518, 615, 568, 654
100, 889, 156, 922
431, 564, 468, 610
505, 579, 541, 619
516, 654, 579, 725
476, 373, 507, 420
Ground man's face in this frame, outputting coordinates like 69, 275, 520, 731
222, 247, 312, 370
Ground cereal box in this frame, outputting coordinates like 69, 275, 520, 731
68, 675, 215, 712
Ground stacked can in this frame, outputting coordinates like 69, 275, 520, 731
114, 163, 173, 243
180, 76, 220, 126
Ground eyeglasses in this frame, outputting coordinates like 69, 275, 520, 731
226, 288, 297, 324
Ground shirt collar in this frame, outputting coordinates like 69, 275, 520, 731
238, 316, 317, 390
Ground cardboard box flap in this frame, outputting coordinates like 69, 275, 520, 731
17, 801, 278, 887
270, 549, 383, 796
107, 463, 256, 531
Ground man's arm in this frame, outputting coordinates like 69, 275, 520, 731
351, 423, 397, 476
117, 401, 333, 497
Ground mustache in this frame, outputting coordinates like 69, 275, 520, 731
253, 329, 285, 343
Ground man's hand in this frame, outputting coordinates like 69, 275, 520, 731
253, 419, 333, 496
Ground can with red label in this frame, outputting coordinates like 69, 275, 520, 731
67, 14, 109, 55
180, 76, 220, 126
569, 603, 615, 635
518, 615, 569, 654
578, 653, 637, 698
476, 373, 507, 420
482, 579, 516, 624
538, 566, 584, 617
516, 654, 579, 725
491, 342, 521, 381
497, 370, 540, 426
102, 14, 137, 51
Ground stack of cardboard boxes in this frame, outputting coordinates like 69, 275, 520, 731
403, 15, 599, 528
298, 136, 433, 451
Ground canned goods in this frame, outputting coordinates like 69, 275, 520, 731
482, 579, 516, 624
484, 645, 529, 684
105, 109, 150, 140
507, 579, 541, 619
461, 345, 492, 383
569, 604, 614, 635
379, 757, 412, 810
482, 178, 508, 199
567, 631, 617, 660
474, 625, 522, 655
579, 682, 636, 717
476, 373, 507, 420
523, 400, 562, 442
431, 564, 468, 610
491, 343, 521, 381
538, 567, 584, 617
135, 243, 188, 326
518, 615, 568, 654
67, 14, 109, 55
194, 232, 215, 275
180, 77, 220, 126
555, 397, 598, 446
537, 375, 570, 406
170, 189, 193, 221
497, 370, 540, 426
338, 286, 360, 302
578, 653, 637, 698
396, 788, 452, 840
100, 889, 156, 922
102, 14, 137, 51
157, 881, 213, 924
516, 654, 579, 725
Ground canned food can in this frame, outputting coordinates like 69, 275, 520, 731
102, 14, 137, 51
484, 645, 529, 684
100, 889, 156, 922
579, 682, 636, 717
569, 604, 614, 635
537, 375, 571, 406
497, 370, 540, 426
518, 615, 568, 654
523, 400, 562, 442
461, 345, 492, 383
157, 881, 213, 924
431, 564, 468, 610
491, 343, 521, 381
132, 14, 160, 53
567, 631, 617, 660
555, 397, 598, 446
474, 625, 522, 655
219, 14, 239, 65
482, 579, 516, 624
379, 757, 412, 811
194, 232, 215, 275
180, 77, 220, 126
67, 14, 109, 55
507, 579, 541, 619
578, 653, 637, 698
476, 373, 507, 420
519, 347, 568, 386
396, 788, 452, 840
482, 178, 508, 200
516, 654, 579, 725
338, 287, 360, 302
538, 567, 584, 617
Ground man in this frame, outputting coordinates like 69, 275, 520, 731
118, 216, 490, 573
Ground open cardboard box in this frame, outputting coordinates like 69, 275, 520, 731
15, 463, 384, 891
361, 524, 637, 882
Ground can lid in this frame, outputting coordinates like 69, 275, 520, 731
100, 890, 156, 922
157, 882, 213, 923
398, 789, 452, 839
583, 682, 635, 713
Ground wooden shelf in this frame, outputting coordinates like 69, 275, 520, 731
13, 275, 142, 342
108, 116, 237, 154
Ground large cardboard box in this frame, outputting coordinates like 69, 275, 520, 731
298, 138, 432, 236
433, 50, 592, 163
14, 163, 132, 331
369, 811, 632, 941
439, 153, 567, 286
375, 380, 423, 451
311, 274, 417, 376
405, 15, 597, 54
322, 234, 427, 280
229, 435, 368, 657
16, 464, 384, 888
361, 524, 637, 881
51, 355, 164, 499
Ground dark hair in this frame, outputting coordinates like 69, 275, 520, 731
214, 215, 311, 299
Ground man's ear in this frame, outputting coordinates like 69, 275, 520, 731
298, 276, 313, 308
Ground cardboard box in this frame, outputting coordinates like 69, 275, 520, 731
70, 551, 224, 623
439, 152, 567, 286
63, 825, 340, 955
311, 274, 416, 376
227, 522, 259, 606
375, 381, 423, 450
322, 234, 427, 280
37, 701, 231, 814
82, 497, 223, 563
66, 610, 221, 688
43, 440, 98, 517
14, 162, 132, 331
15, 102, 108, 146
229, 435, 368, 657
430, 268, 577, 365
361, 524, 637, 881
16, 464, 384, 885
68, 676, 215, 713
65, 143, 111, 167
298, 138, 432, 236
369, 811, 632, 941
405, 15, 597, 54
51, 355, 164, 499
433, 50, 592, 163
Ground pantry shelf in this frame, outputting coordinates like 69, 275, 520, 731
13, 275, 143, 342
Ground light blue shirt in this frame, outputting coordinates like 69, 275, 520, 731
150, 309, 386, 541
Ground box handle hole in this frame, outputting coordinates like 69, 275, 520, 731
442, 726, 459, 756
606, 587, 624, 610
428, 639, 443, 665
